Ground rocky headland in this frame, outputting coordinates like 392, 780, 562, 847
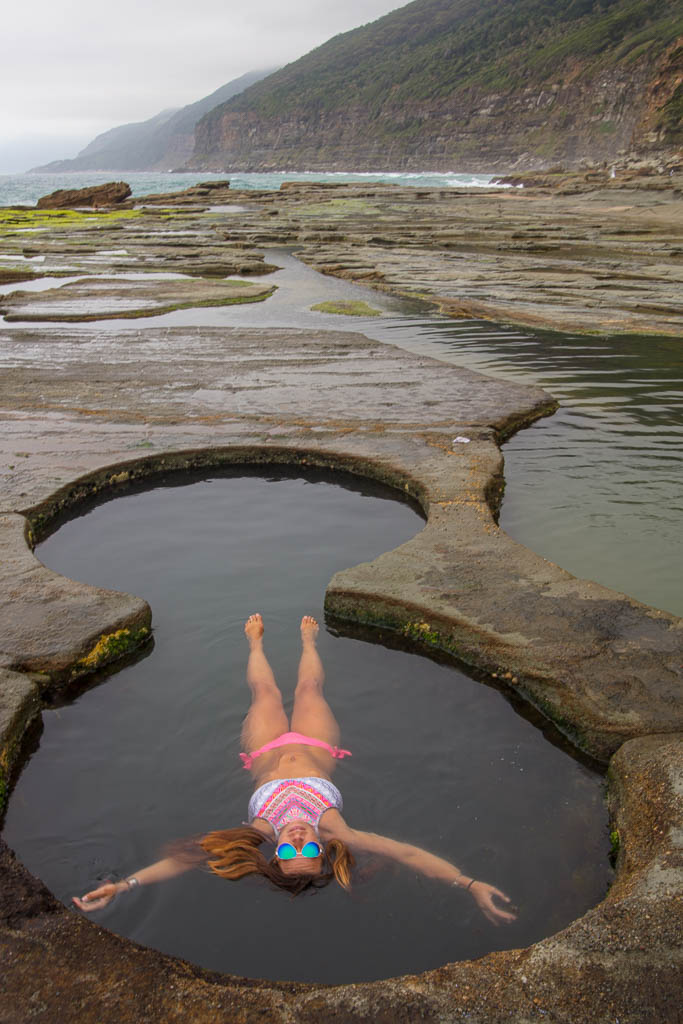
189, 0, 682, 173
32, 70, 275, 174
35, 0, 682, 177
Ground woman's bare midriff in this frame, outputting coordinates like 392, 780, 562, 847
251, 743, 335, 785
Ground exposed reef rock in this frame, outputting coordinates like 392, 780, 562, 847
0, 515, 151, 688
1, 276, 274, 323
36, 181, 132, 209
4, 174, 682, 339
167, 176, 683, 338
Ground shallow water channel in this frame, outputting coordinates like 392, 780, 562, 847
3, 468, 612, 983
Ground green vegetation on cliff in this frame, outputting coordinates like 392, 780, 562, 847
194, 0, 682, 168
220, 0, 679, 115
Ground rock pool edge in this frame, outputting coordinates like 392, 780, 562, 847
1, 441, 681, 1024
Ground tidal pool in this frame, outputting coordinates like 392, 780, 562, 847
3, 468, 612, 983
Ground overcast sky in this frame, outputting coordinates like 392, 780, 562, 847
2, 0, 408, 173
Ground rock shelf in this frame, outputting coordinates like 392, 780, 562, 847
1, 276, 273, 322
0, 179, 681, 1023
203, 175, 683, 337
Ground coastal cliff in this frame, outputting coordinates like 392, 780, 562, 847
189, 0, 682, 172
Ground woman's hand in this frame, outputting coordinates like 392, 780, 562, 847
72, 881, 123, 912
469, 881, 517, 925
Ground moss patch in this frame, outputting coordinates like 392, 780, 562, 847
0, 268, 37, 285
0, 208, 142, 237
311, 300, 381, 317
609, 828, 621, 866
72, 626, 150, 678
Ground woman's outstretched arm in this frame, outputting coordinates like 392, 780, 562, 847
73, 850, 200, 912
322, 814, 516, 925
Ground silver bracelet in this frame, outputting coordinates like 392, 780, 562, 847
125, 876, 140, 890
452, 878, 476, 891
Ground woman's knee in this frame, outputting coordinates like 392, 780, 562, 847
295, 676, 323, 697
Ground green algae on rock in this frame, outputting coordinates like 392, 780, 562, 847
311, 300, 382, 317
71, 626, 151, 678
0, 208, 142, 236
0, 670, 40, 814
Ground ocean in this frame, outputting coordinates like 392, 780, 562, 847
0, 170, 503, 207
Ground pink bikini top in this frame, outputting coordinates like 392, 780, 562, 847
248, 777, 343, 838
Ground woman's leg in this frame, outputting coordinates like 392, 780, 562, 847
290, 616, 341, 746
240, 613, 289, 753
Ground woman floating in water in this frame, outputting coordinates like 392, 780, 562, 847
74, 614, 516, 925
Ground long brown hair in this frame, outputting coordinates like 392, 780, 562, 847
199, 826, 355, 896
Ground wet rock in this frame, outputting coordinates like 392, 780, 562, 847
0, 326, 553, 428
7, 177, 682, 337
36, 181, 132, 209
326, 499, 683, 762
0, 513, 151, 686
0, 669, 40, 814
1, 276, 275, 322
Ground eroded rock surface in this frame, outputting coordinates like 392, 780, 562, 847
1, 277, 273, 322
0, 326, 553, 428
0, 514, 150, 684
6, 177, 681, 337
202, 177, 683, 337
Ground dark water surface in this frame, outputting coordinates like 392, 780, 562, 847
3, 469, 611, 983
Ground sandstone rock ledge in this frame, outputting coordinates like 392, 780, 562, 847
0, 324, 681, 1023
192, 175, 683, 338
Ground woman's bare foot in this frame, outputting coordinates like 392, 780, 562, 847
300, 615, 319, 645
245, 613, 264, 645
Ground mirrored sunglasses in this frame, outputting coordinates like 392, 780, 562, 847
276, 840, 322, 860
